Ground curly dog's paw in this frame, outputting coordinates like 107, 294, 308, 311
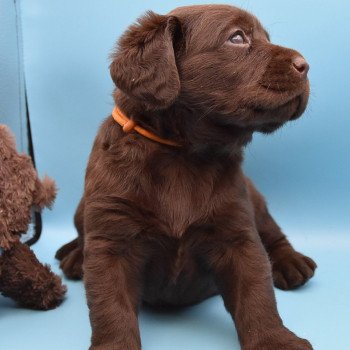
272, 250, 317, 290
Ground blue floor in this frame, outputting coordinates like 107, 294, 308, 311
1, 225, 349, 350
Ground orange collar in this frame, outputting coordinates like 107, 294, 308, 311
112, 107, 181, 147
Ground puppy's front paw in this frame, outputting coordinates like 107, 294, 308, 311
272, 250, 317, 290
245, 328, 313, 350
90, 342, 140, 350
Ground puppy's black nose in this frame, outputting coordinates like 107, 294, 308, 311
292, 56, 309, 77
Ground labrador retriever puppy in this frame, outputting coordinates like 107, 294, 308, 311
57, 4, 316, 349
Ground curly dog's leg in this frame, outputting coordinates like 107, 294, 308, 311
1, 242, 66, 309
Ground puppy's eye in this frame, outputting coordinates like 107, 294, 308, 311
229, 31, 246, 45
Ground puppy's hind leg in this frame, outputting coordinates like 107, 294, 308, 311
246, 177, 317, 290
55, 197, 85, 280
55, 238, 78, 261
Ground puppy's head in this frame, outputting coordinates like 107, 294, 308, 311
110, 5, 309, 136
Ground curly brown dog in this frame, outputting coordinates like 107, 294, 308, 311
0, 124, 66, 310
57, 5, 316, 349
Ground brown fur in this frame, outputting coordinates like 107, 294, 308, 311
57, 5, 316, 349
0, 242, 66, 310
0, 124, 66, 310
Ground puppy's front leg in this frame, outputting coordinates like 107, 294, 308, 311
84, 200, 148, 350
245, 177, 317, 290
201, 217, 312, 349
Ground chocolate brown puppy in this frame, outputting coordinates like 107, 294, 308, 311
57, 5, 316, 349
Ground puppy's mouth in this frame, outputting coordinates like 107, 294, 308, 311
215, 89, 308, 135
252, 85, 309, 133
253, 94, 301, 118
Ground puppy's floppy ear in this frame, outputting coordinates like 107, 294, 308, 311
110, 11, 181, 110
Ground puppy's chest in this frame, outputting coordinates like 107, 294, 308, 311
148, 163, 231, 237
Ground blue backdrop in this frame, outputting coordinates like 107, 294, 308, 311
18, 0, 350, 234
1, 1, 349, 349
